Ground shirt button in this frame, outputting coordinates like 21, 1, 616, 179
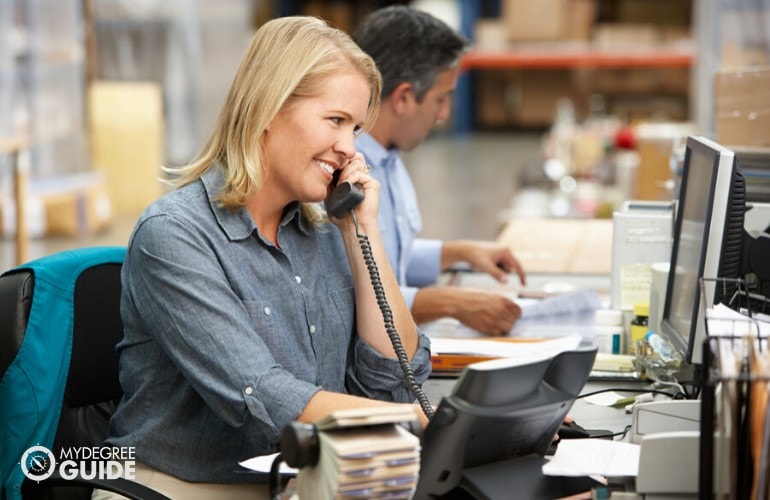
244, 386, 254, 396
264, 307, 271, 316
295, 276, 302, 284
309, 325, 316, 334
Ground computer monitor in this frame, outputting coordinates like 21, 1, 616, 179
415, 347, 597, 499
659, 136, 746, 366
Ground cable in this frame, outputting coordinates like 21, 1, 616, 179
611, 425, 633, 441
577, 387, 681, 400
351, 211, 435, 420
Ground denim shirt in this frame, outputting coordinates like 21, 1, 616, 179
355, 133, 443, 309
106, 167, 432, 483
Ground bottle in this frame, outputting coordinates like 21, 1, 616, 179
629, 303, 649, 354
645, 332, 677, 362
593, 309, 624, 354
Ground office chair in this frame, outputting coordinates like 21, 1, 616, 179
0, 247, 169, 500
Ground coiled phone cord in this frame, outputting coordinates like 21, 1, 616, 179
351, 211, 435, 420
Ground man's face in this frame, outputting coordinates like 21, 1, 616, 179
395, 65, 460, 152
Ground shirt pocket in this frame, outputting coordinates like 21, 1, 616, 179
329, 285, 356, 337
241, 298, 309, 373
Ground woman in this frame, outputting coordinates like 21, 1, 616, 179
100, 16, 432, 499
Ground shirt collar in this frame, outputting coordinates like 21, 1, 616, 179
201, 167, 310, 242
356, 132, 400, 170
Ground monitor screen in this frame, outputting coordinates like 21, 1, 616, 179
660, 136, 745, 366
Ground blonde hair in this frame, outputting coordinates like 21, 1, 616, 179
165, 16, 381, 223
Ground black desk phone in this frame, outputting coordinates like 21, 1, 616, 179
326, 171, 365, 219
325, 172, 434, 419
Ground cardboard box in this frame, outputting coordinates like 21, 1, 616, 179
516, 70, 575, 126
715, 66, 770, 148
615, 0, 691, 27
34, 172, 113, 236
632, 122, 696, 200
502, 0, 596, 42
88, 81, 164, 216
592, 23, 660, 48
497, 217, 613, 275
476, 69, 577, 128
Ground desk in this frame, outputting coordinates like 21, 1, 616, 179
496, 217, 614, 275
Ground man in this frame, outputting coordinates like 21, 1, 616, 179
353, 5, 526, 336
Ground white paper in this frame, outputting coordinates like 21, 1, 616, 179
706, 303, 770, 337
520, 289, 603, 319
583, 391, 628, 407
239, 453, 298, 475
542, 438, 640, 477
429, 333, 582, 359
421, 289, 601, 339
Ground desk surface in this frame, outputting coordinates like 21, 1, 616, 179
496, 217, 614, 275
426, 269, 635, 435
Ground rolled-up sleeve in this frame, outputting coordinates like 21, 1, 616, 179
346, 331, 432, 402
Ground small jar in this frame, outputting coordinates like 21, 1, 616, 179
594, 309, 624, 354
629, 303, 649, 354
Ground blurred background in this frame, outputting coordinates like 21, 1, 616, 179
1, 0, 769, 270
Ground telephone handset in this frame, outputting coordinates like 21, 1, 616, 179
326, 168, 434, 421
326, 170, 365, 219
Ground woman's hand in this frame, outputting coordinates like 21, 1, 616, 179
327, 152, 379, 233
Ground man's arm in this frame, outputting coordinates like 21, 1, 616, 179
441, 240, 526, 285
411, 287, 521, 337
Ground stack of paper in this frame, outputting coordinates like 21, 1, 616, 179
295, 407, 421, 499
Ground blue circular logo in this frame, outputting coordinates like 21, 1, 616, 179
20, 445, 56, 482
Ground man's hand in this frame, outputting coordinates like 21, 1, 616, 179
413, 287, 521, 336
442, 240, 526, 286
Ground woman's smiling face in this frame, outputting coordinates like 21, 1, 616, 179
262, 67, 371, 205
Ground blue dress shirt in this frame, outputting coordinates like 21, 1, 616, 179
106, 166, 432, 483
355, 133, 442, 309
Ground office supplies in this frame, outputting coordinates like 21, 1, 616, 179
610, 200, 673, 312
635, 431, 700, 495
629, 400, 700, 444
294, 422, 420, 499
542, 438, 640, 479
700, 331, 770, 498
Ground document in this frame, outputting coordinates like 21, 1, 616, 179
542, 439, 640, 478
706, 303, 770, 338
430, 333, 582, 363
422, 289, 602, 340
